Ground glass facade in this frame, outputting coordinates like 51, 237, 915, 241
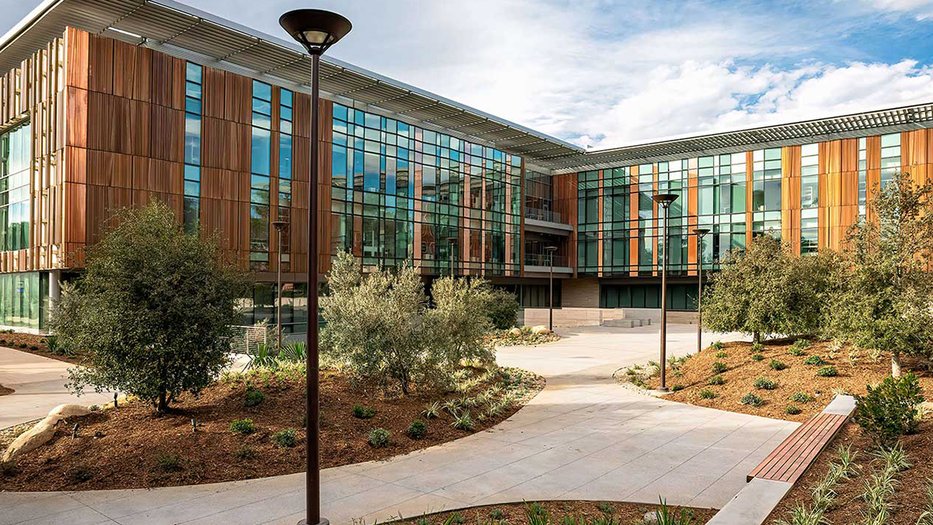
880, 133, 901, 189
183, 62, 202, 233
858, 137, 867, 217
800, 144, 819, 254
330, 103, 522, 275
0, 272, 46, 330
0, 122, 30, 251
697, 153, 746, 265
277, 89, 293, 271
752, 147, 782, 238
250, 81, 273, 271
240, 281, 308, 334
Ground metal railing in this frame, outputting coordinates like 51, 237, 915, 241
525, 207, 563, 223
525, 253, 569, 267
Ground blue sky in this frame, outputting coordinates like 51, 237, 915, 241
2, 0, 933, 149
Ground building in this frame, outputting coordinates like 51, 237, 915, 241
1, 0, 932, 333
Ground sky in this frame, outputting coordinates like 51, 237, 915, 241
2, 0, 933, 150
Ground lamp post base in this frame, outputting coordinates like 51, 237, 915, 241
298, 519, 329, 525
656, 386, 669, 393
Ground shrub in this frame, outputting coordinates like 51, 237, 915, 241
804, 355, 825, 366
422, 401, 441, 419
751, 353, 765, 362
715, 351, 728, 359
156, 453, 182, 472
230, 418, 255, 435
407, 419, 427, 439
53, 202, 245, 413
785, 405, 802, 415
754, 377, 778, 390
452, 410, 474, 431
711, 341, 724, 351
854, 373, 924, 447
816, 366, 838, 377
707, 375, 725, 386
368, 428, 390, 447
751, 342, 764, 353
788, 346, 807, 357
790, 392, 814, 403
482, 287, 520, 329
654, 497, 695, 525
244, 386, 265, 407
235, 446, 256, 460
770, 360, 788, 371
712, 361, 728, 374
273, 428, 297, 448
67, 465, 94, 483
699, 389, 718, 399
741, 393, 764, 406
352, 404, 376, 419
671, 384, 684, 392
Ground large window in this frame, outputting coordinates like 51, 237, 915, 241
858, 137, 867, 217
880, 133, 900, 189
250, 81, 273, 270
0, 272, 46, 330
577, 170, 599, 274
800, 144, 819, 253
752, 147, 782, 238
602, 167, 629, 274
277, 89, 293, 271
697, 153, 746, 265
183, 62, 202, 233
0, 122, 30, 251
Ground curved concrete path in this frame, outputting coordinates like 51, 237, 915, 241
0, 325, 797, 525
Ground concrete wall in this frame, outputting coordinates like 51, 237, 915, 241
522, 307, 698, 327
561, 278, 600, 307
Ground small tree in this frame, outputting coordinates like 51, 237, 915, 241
54, 202, 245, 412
703, 235, 834, 343
480, 286, 520, 329
827, 173, 933, 376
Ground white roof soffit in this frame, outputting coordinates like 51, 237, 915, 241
0, 0, 585, 163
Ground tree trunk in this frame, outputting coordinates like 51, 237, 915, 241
892, 352, 903, 378
157, 389, 168, 413
753, 331, 761, 345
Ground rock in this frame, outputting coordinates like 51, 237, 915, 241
530, 325, 552, 335
642, 511, 659, 525
48, 404, 92, 419
2, 418, 60, 462
508, 327, 522, 336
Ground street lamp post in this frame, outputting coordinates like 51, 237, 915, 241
273, 220, 290, 350
652, 193, 678, 392
448, 238, 457, 277
544, 245, 558, 331
693, 228, 710, 355
279, 10, 351, 525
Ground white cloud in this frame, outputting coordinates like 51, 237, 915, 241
862, 0, 933, 19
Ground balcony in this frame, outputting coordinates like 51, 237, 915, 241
524, 252, 572, 275
524, 207, 573, 236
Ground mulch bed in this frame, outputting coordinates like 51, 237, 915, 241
766, 419, 933, 524
0, 332, 80, 365
0, 385, 12, 396
0, 368, 543, 491
642, 339, 933, 421
383, 500, 716, 524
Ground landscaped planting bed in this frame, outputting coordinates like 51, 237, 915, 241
766, 419, 933, 524
0, 332, 77, 364
623, 339, 933, 421
0, 365, 542, 491
382, 500, 716, 525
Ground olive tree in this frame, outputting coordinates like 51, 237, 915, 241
703, 235, 835, 343
320, 251, 494, 394
54, 202, 245, 412
826, 173, 933, 376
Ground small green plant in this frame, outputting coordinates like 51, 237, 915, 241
244, 386, 265, 407
786, 405, 802, 415
751, 353, 765, 362
67, 465, 94, 483
790, 339, 811, 351
442, 512, 465, 525
751, 341, 764, 353
699, 388, 718, 399
273, 428, 297, 448
774, 502, 825, 525
712, 361, 728, 374
422, 401, 441, 419
707, 375, 725, 385
804, 355, 825, 366
352, 404, 376, 419
596, 502, 613, 514
235, 446, 256, 460
754, 377, 778, 390
770, 359, 788, 371
854, 373, 925, 447
229, 418, 255, 435
452, 410, 474, 431
671, 384, 684, 392
789, 346, 808, 357
741, 392, 764, 406
715, 351, 728, 359
816, 366, 838, 377
711, 341, 724, 351
407, 419, 427, 439
156, 453, 182, 472
790, 392, 814, 403
442, 399, 462, 415
525, 502, 549, 525
368, 428, 390, 447
916, 480, 933, 525
489, 508, 505, 520
655, 497, 695, 525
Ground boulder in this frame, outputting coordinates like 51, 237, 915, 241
530, 325, 552, 335
2, 418, 60, 462
48, 404, 92, 419
642, 511, 658, 525
508, 327, 522, 336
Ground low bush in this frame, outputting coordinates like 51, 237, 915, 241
804, 355, 825, 366
751, 342, 764, 353
671, 384, 685, 392
707, 375, 725, 386
699, 389, 718, 399
751, 353, 765, 362
785, 405, 802, 415
452, 410, 474, 431
422, 401, 441, 419
482, 287, 520, 329
712, 361, 728, 374
816, 366, 838, 377
273, 428, 297, 448
741, 393, 764, 406
754, 377, 778, 390
156, 453, 182, 472
854, 373, 924, 447
770, 360, 788, 371
244, 386, 264, 407
790, 392, 814, 403
407, 419, 427, 439
788, 346, 807, 357
715, 351, 728, 359
67, 465, 94, 483
229, 418, 255, 435
235, 446, 256, 460
352, 404, 376, 419
711, 341, 724, 351
368, 428, 390, 448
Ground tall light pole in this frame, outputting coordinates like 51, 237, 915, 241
652, 193, 678, 392
279, 10, 351, 525
448, 238, 457, 277
693, 228, 710, 355
273, 220, 290, 350
544, 245, 557, 331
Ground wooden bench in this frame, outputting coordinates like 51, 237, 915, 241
747, 411, 849, 484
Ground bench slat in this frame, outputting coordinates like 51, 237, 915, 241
748, 412, 847, 484
748, 413, 829, 480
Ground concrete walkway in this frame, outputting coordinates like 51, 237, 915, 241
0, 348, 111, 429
0, 325, 798, 525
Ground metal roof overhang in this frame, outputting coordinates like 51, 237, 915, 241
0, 0, 584, 163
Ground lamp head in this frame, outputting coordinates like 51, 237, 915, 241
279, 9, 352, 55
544, 246, 558, 253
272, 220, 289, 232
693, 227, 711, 238
652, 193, 678, 208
